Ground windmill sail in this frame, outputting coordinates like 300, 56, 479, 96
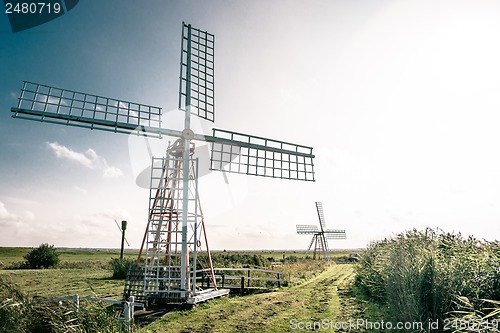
296, 224, 319, 234
209, 129, 315, 181
325, 230, 347, 239
179, 22, 215, 122
11, 81, 163, 138
315, 202, 326, 231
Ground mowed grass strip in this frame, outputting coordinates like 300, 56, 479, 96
142, 264, 355, 333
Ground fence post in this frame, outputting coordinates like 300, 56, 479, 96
123, 296, 134, 332
129, 296, 135, 320
240, 276, 245, 293
277, 273, 281, 288
247, 269, 251, 288
73, 294, 80, 311
123, 302, 130, 329
222, 273, 225, 288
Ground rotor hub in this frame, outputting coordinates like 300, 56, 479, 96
182, 128, 194, 140
168, 138, 195, 157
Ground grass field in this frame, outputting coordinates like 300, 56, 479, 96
0, 247, 138, 268
0, 247, 357, 299
0, 247, 137, 299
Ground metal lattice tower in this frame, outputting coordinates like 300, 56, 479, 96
296, 202, 346, 260
139, 146, 217, 303
10, 22, 315, 304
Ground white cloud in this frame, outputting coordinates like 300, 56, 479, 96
47, 142, 123, 178
47, 142, 93, 167
103, 166, 123, 178
73, 186, 88, 194
24, 211, 35, 221
0, 201, 18, 222
0, 201, 34, 226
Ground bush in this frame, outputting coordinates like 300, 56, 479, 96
23, 243, 60, 269
110, 258, 136, 279
198, 252, 271, 268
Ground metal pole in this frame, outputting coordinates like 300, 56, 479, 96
191, 158, 199, 295
120, 220, 127, 260
180, 23, 192, 295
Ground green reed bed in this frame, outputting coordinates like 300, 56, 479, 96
354, 228, 499, 331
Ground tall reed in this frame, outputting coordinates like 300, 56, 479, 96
354, 228, 500, 331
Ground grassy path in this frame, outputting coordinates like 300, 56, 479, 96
142, 264, 356, 333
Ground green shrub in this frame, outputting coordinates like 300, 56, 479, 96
110, 258, 136, 279
198, 252, 271, 268
282, 255, 299, 263
23, 243, 60, 269
57, 260, 109, 270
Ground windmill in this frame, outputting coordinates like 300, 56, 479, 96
10, 22, 315, 304
296, 202, 346, 260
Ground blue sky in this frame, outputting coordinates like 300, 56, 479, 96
1, 0, 500, 250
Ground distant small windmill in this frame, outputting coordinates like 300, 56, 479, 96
296, 202, 346, 260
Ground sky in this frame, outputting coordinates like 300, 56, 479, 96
1, 0, 500, 250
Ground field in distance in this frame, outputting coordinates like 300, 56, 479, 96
0, 247, 139, 299
0, 247, 361, 299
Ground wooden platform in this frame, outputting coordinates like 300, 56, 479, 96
186, 288, 230, 305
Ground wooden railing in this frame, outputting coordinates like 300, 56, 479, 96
196, 267, 285, 291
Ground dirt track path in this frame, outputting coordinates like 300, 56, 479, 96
142, 264, 356, 333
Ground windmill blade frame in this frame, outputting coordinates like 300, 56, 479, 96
315, 202, 326, 231
179, 22, 215, 122
325, 230, 347, 239
210, 128, 315, 181
11, 81, 163, 138
296, 224, 319, 234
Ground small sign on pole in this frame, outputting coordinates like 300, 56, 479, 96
120, 221, 127, 260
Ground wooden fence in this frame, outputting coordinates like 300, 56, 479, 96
197, 267, 284, 292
